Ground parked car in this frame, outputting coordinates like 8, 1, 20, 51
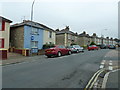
99, 44, 107, 49
87, 45, 99, 51
67, 45, 84, 53
45, 45, 72, 58
108, 45, 116, 49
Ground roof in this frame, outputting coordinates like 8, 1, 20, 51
0, 16, 12, 23
79, 33, 90, 37
11, 20, 55, 32
56, 26, 79, 36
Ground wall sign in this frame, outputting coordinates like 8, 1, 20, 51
31, 35, 34, 40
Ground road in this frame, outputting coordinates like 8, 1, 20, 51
2, 49, 115, 88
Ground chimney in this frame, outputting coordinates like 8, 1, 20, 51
83, 31, 86, 34
93, 33, 96, 36
56, 29, 59, 31
64, 26, 70, 31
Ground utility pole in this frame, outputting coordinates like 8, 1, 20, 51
101, 29, 107, 45
30, 0, 35, 55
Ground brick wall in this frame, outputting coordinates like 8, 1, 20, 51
10, 26, 24, 48
56, 34, 65, 46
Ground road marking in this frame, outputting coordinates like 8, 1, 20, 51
102, 71, 110, 88
108, 66, 113, 71
109, 60, 112, 63
102, 69, 120, 88
85, 69, 105, 89
100, 65, 104, 69
109, 63, 113, 65
89, 69, 105, 88
101, 62, 105, 65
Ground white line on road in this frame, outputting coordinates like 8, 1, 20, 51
108, 66, 113, 71
101, 62, 105, 65
109, 63, 113, 65
100, 65, 104, 69
109, 60, 112, 63
102, 69, 120, 88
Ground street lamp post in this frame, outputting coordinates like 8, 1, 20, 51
30, 0, 35, 55
31, 0, 35, 22
101, 29, 107, 44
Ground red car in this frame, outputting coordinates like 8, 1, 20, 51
87, 45, 99, 51
45, 45, 72, 58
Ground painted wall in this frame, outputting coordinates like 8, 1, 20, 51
43, 30, 56, 44
24, 25, 43, 49
0, 22, 10, 49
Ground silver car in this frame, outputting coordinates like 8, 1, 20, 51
67, 45, 84, 53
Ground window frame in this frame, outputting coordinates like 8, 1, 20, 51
0, 38, 4, 48
31, 41, 38, 48
31, 28, 39, 35
48, 31, 52, 38
0, 20, 5, 31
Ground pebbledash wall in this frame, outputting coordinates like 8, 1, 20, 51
0, 16, 12, 60
43, 30, 56, 45
0, 20, 11, 49
24, 25, 43, 49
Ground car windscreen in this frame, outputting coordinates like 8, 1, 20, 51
73, 45, 80, 48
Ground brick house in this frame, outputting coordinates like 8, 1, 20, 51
10, 20, 56, 55
10, 20, 44, 54
0, 16, 12, 59
79, 31, 92, 46
56, 26, 79, 46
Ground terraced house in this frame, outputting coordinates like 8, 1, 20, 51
79, 31, 92, 46
56, 26, 79, 46
0, 16, 12, 59
10, 20, 55, 55
42, 24, 56, 45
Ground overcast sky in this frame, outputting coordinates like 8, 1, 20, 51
0, 0, 119, 38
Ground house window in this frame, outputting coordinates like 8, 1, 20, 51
48, 31, 52, 38
72, 36, 75, 40
0, 38, 4, 48
49, 42, 52, 44
31, 41, 38, 48
0, 20, 5, 31
68, 34, 71, 39
31, 28, 38, 35
0, 22, 2, 30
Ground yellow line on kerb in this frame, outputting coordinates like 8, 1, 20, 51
89, 69, 104, 88
84, 68, 105, 89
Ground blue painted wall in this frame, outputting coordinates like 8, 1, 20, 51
24, 25, 43, 49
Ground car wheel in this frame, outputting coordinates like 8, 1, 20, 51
77, 50, 79, 53
68, 51, 71, 55
57, 52, 61, 57
47, 56, 51, 58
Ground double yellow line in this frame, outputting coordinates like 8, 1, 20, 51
84, 68, 105, 90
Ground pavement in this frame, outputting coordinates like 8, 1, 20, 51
106, 69, 119, 89
100, 49, 120, 89
1, 52, 45, 66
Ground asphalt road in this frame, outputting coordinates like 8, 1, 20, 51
2, 49, 112, 88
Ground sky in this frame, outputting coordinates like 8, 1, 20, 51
0, 0, 119, 38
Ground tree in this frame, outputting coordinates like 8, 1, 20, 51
90, 41, 96, 45
71, 43, 77, 46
